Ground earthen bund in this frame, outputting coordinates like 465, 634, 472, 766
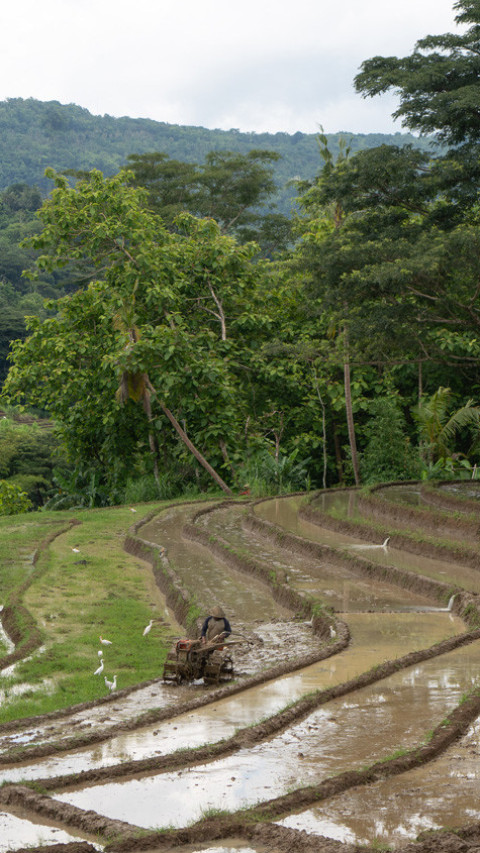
3, 487, 480, 853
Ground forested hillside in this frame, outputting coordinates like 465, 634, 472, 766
2, 1, 480, 512
0, 97, 434, 210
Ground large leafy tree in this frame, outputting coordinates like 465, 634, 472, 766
354, 0, 480, 146
126, 148, 291, 254
2, 169, 285, 496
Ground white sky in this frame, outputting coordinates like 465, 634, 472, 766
1, 0, 459, 134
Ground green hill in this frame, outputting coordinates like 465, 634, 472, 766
0, 97, 436, 211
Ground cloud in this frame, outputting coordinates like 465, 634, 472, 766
0, 0, 460, 134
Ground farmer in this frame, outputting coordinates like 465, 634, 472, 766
201, 605, 232, 644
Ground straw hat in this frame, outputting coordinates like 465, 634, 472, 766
211, 605, 225, 619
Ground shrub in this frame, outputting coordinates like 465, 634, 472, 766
0, 480, 32, 515
360, 397, 420, 484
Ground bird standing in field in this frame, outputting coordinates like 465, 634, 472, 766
143, 619, 154, 637
97, 650, 103, 658
94, 659, 104, 676
105, 674, 117, 692
99, 636, 112, 645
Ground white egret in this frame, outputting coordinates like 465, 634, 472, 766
72, 547, 80, 553
99, 636, 112, 645
143, 619, 154, 636
94, 659, 104, 675
348, 536, 391, 551
329, 625, 337, 638
105, 674, 117, 692
97, 650, 103, 658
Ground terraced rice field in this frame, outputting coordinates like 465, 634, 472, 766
2, 481, 480, 853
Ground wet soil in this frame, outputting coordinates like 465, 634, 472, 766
4, 486, 480, 853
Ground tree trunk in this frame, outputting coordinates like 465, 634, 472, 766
343, 337, 360, 486
332, 422, 344, 484
313, 367, 328, 490
142, 387, 162, 493
219, 439, 235, 480
146, 378, 233, 495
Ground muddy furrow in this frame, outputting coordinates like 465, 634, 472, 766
4, 487, 480, 853
36, 691, 480, 850
300, 488, 480, 571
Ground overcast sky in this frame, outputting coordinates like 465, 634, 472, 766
2, 0, 459, 135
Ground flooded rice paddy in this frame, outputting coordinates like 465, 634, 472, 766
4, 484, 480, 852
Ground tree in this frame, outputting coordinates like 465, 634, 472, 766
413, 386, 480, 467
0, 481, 32, 515
354, 0, 480, 146
3, 169, 260, 496
360, 397, 420, 484
127, 148, 291, 253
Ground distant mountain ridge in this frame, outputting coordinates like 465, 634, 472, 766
0, 97, 435, 210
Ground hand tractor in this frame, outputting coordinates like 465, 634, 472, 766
162, 637, 238, 685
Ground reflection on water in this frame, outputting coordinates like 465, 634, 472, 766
280, 721, 480, 848
256, 495, 480, 593
142, 506, 290, 624
2, 613, 464, 786
0, 811, 103, 852
440, 482, 480, 499
375, 485, 423, 507
55, 625, 477, 830
6, 492, 480, 848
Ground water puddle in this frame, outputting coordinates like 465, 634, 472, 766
441, 482, 480, 501
54, 636, 479, 829
142, 507, 291, 623
0, 810, 103, 851
376, 484, 424, 507
183, 846, 263, 853
197, 504, 435, 612
5, 491, 480, 849
279, 720, 480, 848
256, 495, 480, 593
0, 612, 463, 784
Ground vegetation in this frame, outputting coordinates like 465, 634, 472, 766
0, 504, 172, 722
0, 97, 434, 202
1, 1, 480, 504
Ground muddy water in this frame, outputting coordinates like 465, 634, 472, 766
441, 482, 480, 501
182, 847, 262, 853
0, 810, 103, 851
5, 491, 480, 850
54, 634, 479, 829
198, 505, 435, 612
0, 612, 463, 785
142, 506, 291, 624
184, 846, 262, 853
316, 486, 472, 543
376, 483, 424, 507
256, 495, 480, 593
280, 720, 480, 848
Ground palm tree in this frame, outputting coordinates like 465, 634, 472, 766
413, 387, 480, 468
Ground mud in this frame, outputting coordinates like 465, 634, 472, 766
298, 489, 480, 572
358, 484, 480, 542
255, 493, 480, 594
4, 486, 480, 853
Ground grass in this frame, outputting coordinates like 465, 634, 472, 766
0, 501, 180, 722
0, 513, 67, 600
